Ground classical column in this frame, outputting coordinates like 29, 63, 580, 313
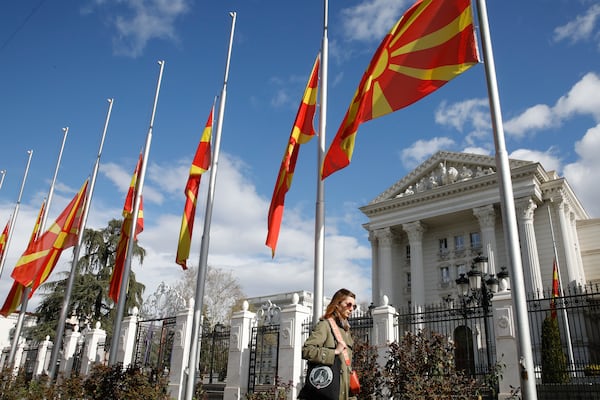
80, 321, 107, 376
515, 198, 543, 297
402, 221, 426, 308
368, 230, 380, 307
473, 205, 498, 275
556, 199, 578, 285
374, 227, 394, 306
569, 211, 586, 283
168, 299, 194, 400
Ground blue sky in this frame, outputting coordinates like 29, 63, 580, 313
0, 0, 599, 311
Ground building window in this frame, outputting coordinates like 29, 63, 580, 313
406, 272, 411, 289
406, 245, 411, 260
440, 266, 450, 284
470, 232, 481, 250
454, 235, 465, 250
456, 263, 467, 277
439, 238, 448, 254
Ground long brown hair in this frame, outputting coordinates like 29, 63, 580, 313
322, 288, 356, 330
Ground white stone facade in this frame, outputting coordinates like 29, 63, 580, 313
361, 151, 599, 307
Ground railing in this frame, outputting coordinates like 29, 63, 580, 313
199, 323, 230, 384
247, 324, 280, 394
527, 283, 600, 399
133, 316, 176, 377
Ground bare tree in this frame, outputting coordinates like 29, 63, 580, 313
143, 266, 245, 326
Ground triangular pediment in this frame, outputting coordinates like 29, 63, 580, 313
371, 151, 532, 204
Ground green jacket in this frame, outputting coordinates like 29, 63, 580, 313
301, 319, 356, 400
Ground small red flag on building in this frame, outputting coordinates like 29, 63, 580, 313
322, 0, 479, 179
550, 258, 560, 319
266, 55, 319, 257
176, 107, 213, 270
109, 155, 144, 303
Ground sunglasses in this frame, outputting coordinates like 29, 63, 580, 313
342, 302, 357, 310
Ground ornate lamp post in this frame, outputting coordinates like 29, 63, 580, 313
448, 255, 505, 376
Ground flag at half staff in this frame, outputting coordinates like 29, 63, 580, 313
550, 258, 560, 319
266, 54, 319, 257
321, 0, 479, 179
0, 219, 9, 261
11, 183, 87, 294
176, 107, 214, 270
109, 154, 144, 303
0, 200, 46, 316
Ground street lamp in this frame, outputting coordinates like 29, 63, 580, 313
448, 255, 506, 378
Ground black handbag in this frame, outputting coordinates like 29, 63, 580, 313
298, 356, 341, 400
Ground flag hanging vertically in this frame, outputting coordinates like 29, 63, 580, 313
0, 219, 9, 260
176, 107, 214, 269
266, 55, 320, 257
321, 0, 479, 179
11, 181, 88, 293
109, 154, 144, 303
550, 258, 560, 319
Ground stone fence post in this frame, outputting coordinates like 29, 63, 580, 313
278, 293, 311, 400
80, 322, 107, 375
224, 300, 255, 400
371, 295, 397, 366
116, 306, 139, 368
33, 335, 52, 377
167, 298, 194, 400
59, 326, 81, 376
491, 288, 520, 399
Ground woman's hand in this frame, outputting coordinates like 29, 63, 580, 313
334, 342, 346, 355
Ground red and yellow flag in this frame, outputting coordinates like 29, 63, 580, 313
0, 219, 9, 261
266, 55, 320, 257
0, 282, 26, 317
11, 181, 88, 293
176, 107, 213, 270
109, 155, 144, 303
0, 200, 46, 316
550, 258, 560, 319
321, 0, 479, 179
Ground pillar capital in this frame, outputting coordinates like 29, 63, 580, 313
515, 197, 537, 223
402, 221, 426, 243
373, 227, 395, 246
473, 204, 496, 229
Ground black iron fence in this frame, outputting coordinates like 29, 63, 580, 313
247, 324, 280, 393
133, 316, 176, 377
198, 323, 231, 383
527, 282, 600, 399
396, 302, 496, 380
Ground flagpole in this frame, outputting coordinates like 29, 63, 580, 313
546, 202, 575, 373
184, 12, 236, 400
312, 0, 328, 324
0, 170, 6, 191
0, 151, 33, 278
109, 62, 165, 365
9, 126, 69, 367
474, 1, 537, 398
48, 99, 114, 378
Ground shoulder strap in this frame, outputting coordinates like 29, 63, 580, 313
327, 318, 351, 367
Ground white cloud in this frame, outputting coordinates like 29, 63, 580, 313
84, 0, 192, 57
503, 104, 555, 138
340, 0, 410, 43
0, 151, 373, 312
553, 4, 600, 45
509, 148, 562, 173
563, 123, 600, 217
435, 99, 489, 132
504, 72, 600, 137
400, 137, 455, 168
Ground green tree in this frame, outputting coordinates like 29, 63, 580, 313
541, 315, 570, 384
28, 219, 146, 342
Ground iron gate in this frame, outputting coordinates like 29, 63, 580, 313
133, 316, 176, 376
198, 323, 230, 383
